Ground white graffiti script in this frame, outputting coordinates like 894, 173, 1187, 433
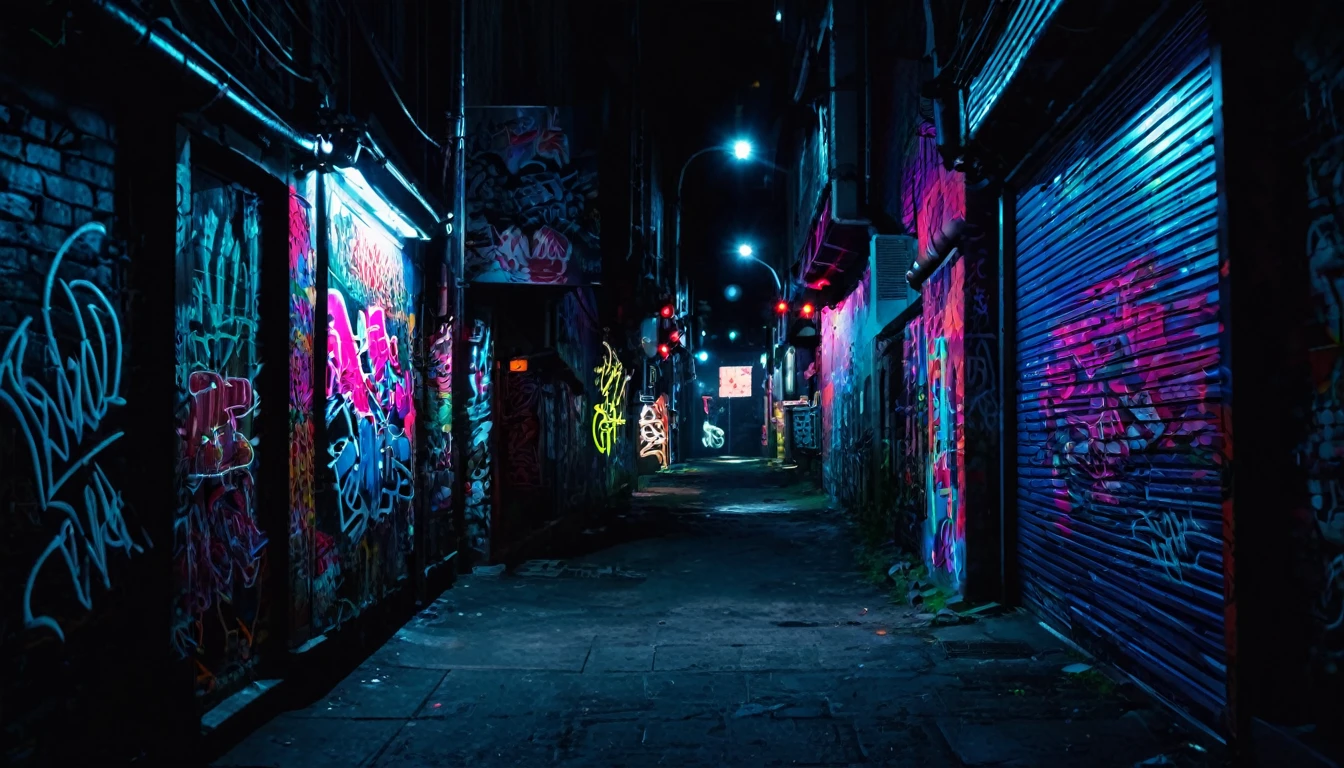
1, 223, 146, 641
702, 421, 725, 450
638, 397, 669, 468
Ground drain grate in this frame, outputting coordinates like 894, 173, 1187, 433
940, 640, 1036, 659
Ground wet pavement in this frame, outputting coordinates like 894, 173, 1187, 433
217, 458, 1221, 767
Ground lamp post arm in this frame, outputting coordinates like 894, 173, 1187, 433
673, 146, 722, 309
746, 255, 782, 293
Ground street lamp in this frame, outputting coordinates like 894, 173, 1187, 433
736, 241, 782, 294
728, 330, 738, 341
674, 139, 755, 308
697, 350, 709, 363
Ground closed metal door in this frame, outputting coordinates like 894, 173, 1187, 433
1013, 9, 1226, 725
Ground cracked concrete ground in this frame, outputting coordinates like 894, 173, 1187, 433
217, 458, 1222, 767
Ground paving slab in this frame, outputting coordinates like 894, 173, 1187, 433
214, 459, 1222, 768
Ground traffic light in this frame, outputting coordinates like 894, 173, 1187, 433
669, 330, 681, 344
660, 304, 674, 319
774, 300, 789, 315
658, 343, 671, 358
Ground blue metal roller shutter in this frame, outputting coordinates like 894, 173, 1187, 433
1013, 8, 1226, 726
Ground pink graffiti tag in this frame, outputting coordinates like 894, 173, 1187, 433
183, 371, 256, 477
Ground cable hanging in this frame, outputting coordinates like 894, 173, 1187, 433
351, 0, 442, 150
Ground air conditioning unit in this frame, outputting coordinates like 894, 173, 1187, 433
870, 234, 918, 330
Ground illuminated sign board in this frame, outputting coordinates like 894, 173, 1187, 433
718, 366, 752, 398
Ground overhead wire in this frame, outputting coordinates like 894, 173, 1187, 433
351, 0, 442, 150
206, 0, 314, 81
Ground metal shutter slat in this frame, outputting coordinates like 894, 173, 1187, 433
1012, 7, 1226, 727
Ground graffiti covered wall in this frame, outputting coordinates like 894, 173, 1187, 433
819, 273, 871, 507
1298, 9, 1344, 739
424, 320, 456, 566
464, 317, 494, 563
320, 183, 416, 629
638, 395, 670, 469
465, 107, 599, 285
918, 257, 966, 592
0, 92, 148, 765
172, 141, 271, 702
287, 180, 335, 642
554, 289, 605, 515
897, 315, 929, 554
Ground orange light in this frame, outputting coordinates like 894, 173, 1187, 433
800, 303, 815, 317
660, 305, 674, 318
658, 344, 670, 358
509, 358, 528, 372
775, 300, 788, 314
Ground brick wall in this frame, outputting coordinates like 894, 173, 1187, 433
0, 92, 119, 323
0, 80, 146, 766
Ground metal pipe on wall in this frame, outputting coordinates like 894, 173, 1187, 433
90, 0, 317, 153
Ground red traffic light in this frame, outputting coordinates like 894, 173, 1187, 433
669, 330, 681, 344
774, 300, 789, 314
800, 303, 815, 318
660, 304, 674, 319
658, 343, 670, 358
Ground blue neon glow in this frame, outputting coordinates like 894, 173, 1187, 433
697, 351, 709, 362
965, 0, 1064, 136
334, 168, 423, 240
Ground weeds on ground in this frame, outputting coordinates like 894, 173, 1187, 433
1074, 668, 1117, 696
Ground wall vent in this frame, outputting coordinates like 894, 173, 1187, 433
873, 235, 916, 301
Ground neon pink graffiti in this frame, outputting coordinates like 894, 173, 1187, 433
184, 371, 256, 477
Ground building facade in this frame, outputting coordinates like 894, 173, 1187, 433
0, 1, 668, 764
777, 0, 1343, 759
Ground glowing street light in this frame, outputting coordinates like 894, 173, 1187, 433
697, 350, 709, 362
737, 243, 753, 258
728, 330, 738, 341
675, 138, 758, 297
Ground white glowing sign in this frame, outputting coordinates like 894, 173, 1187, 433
718, 366, 752, 398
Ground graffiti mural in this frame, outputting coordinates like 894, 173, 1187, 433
819, 274, 871, 507
920, 257, 966, 590
1301, 18, 1344, 718
4, 222, 141, 643
465, 318, 494, 562
172, 152, 270, 701
321, 183, 416, 628
896, 315, 929, 555
554, 289, 604, 515
502, 370, 544, 487
592, 342, 627, 455
465, 107, 600, 284
702, 421, 726, 450
287, 181, 334, 645
639, 395, 670, 469
701, 396, 725, 450
424, 321, 455, 565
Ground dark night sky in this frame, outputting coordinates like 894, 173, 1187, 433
643, 0, 790, 358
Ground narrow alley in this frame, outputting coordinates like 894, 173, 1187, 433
3, 1, 1343, 765
217, 460, 1216, 767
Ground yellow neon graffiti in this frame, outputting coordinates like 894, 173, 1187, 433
592, 342, 627, 455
